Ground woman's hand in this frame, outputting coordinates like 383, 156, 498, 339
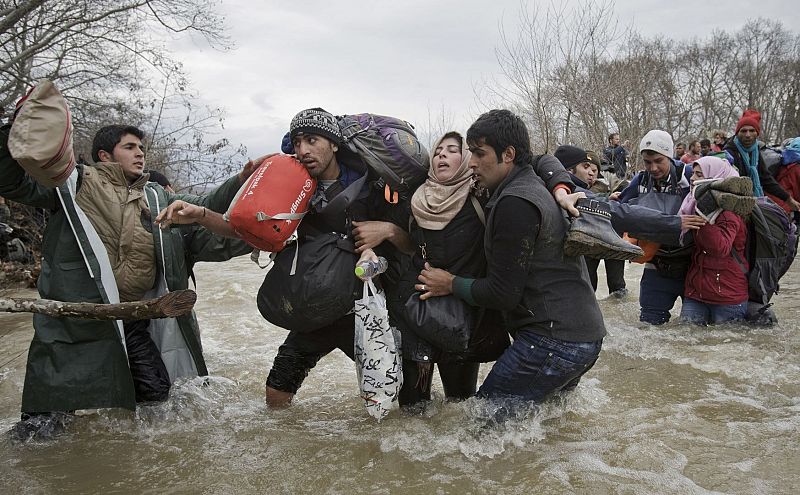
417, 262, 455, 300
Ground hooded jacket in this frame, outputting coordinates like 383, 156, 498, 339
684, 210, 748, 304
0, 124, 250, 412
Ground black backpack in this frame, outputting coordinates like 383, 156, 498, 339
733, 197, 798, 324
257, 232, 361, 333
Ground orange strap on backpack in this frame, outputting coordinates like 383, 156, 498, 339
384, 184, 399, 204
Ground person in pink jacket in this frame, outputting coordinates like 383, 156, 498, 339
679, 156, 750, 325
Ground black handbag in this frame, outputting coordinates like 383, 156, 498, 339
401, 292, 482, 353
257, 232, 361, 333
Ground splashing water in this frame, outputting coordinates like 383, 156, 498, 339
1, 258, 799, 494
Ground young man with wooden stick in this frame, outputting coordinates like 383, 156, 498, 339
0, 121, 255, 440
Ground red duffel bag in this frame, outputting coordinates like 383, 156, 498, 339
225, 155, 316, 252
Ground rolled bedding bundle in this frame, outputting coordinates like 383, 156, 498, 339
8, 79, 76, 188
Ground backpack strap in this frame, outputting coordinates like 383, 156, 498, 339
731, 249, 747, 274
319, 173, 367, 218
470, 195, 486, 226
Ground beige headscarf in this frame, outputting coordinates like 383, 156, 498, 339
410, 132, 474, 230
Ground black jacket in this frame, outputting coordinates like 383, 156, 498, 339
464, 165, 606, 342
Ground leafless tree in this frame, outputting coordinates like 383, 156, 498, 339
0, 0, 246, 191
482, 1, 800, 173
0, 0, 247, 273
419, 103, 458, 152
478, 0, 620, 153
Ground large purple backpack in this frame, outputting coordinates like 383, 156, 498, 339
734, 197, 798, 323
336, 114, 429, 197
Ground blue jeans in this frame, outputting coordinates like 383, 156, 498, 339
679, 298, 748, 325
639, 267, 685, 325
477, 330, 602, 403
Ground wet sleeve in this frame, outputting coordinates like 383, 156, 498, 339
610, 202, 681, 244
454, 197, 540, 311
184, 224, 252, 262
534, 154, 575, 193
171, 174, 244, 213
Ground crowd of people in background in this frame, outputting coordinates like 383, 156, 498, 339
557, 108, 799, 327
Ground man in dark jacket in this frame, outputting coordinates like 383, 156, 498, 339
418, 110, 605, 404
556, 145, 627, 297
161, 108, 414, 408
603, 132, 628, 180
261, 108, 412, 408
725, 109, 800, 211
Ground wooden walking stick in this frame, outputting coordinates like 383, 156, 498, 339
0, 290, 197, 320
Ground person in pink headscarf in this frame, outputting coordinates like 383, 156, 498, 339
679, 156, 750, 325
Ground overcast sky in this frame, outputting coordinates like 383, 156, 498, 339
172, 0, 800, 158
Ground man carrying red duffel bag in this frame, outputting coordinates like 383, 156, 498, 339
157, 107, 415, 408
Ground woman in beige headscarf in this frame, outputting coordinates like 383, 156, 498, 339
388, 131, 508, 408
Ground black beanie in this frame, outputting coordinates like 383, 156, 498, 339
289, 108, 342, 146
554, 145, 589, 170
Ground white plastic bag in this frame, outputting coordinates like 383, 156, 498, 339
354, 279, 402, 420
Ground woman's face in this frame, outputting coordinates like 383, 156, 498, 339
691, 163, 705, 185
432, 137, 463, 182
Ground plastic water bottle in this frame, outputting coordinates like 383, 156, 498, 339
355, 256, 388, 280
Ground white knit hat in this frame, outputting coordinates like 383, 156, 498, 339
639, 130, 674, 158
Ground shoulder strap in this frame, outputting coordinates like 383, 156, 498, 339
731, 249, 747, 274
470, 195, 486, 226
318, 172, 368, 224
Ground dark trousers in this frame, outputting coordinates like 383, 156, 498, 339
266, 314, 355, 394
584, 257, 626, 293
124, 319, 171, 402
399, 360, 480, 406
638, 268, 685, 325
477, 331, 602, 402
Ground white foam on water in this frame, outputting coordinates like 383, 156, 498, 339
375, 381, 611, 462
560, 450, 726, 495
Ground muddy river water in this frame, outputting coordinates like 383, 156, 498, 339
1, 257, 798, 494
